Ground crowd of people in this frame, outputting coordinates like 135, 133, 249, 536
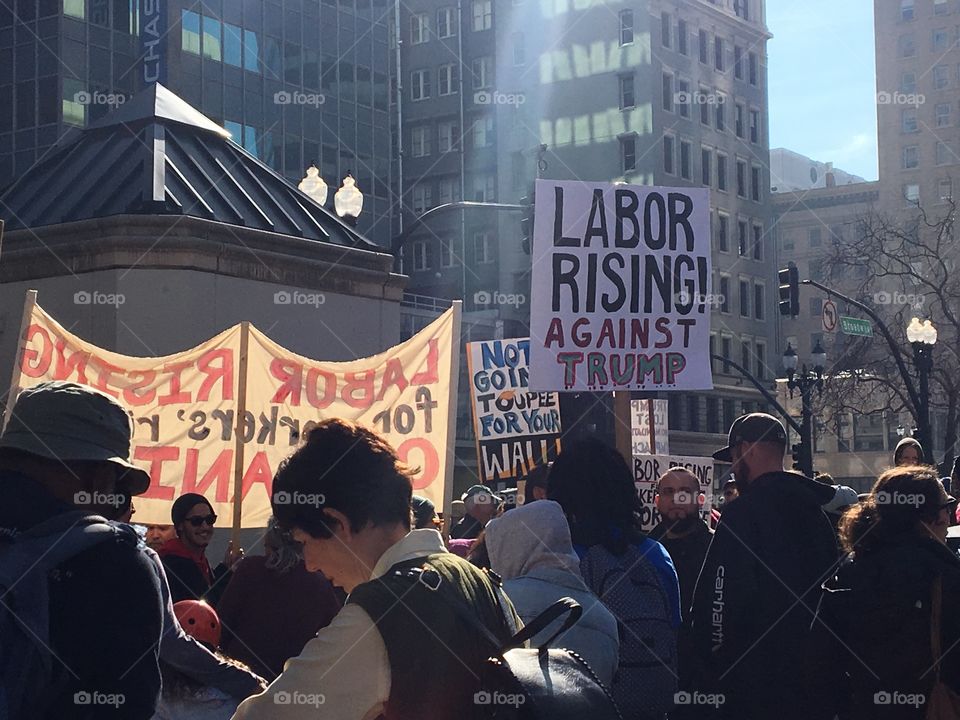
2, 380, 960, 719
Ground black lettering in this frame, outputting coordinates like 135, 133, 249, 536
552, 253, 580, 312
615, 189, 641, 247
583, 189, 609, 247
643, 192, 667, 250
601, 253, 626, 312
553, 186, 580, 246
668, 192, 695, 251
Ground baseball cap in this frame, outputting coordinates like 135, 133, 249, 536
0, 381, 151, 495
462, 484, 502, 505
713, 413, 787, 462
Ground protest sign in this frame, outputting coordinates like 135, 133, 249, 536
633, 453, 714, 531
631, 399, 669, 456
528, 180, 713, 392
6, 294, 459, 527
466, 337, 561, 484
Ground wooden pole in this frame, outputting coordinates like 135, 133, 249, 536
442, 301, 462, 541
3, 289, 37, 432
614, 390, 632, 466
230, 321, 250, 548
648, 398, 656, 454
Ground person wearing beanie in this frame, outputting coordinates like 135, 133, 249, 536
410, 495, 440, 530
160, 493, 243, 607
894, 437, 924, 466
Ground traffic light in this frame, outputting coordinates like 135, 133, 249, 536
791, 443, 802, 471
520, 182, 535, 254
778, 265, 800, 317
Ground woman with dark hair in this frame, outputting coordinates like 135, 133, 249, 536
548, 438, 681, 720
825, 465, 960, 719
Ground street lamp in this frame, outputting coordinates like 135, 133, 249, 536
334, 174, 364, 227
783, 341, 827, 478
906, 316, 937, 463
297, 165, 328, 206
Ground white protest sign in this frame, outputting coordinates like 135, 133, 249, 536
631, 399, 669, 456
633, 453, 715, 531
528, 180, 713, 392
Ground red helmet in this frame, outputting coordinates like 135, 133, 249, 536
173, 600, 221, 648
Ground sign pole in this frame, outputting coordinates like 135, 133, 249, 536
614, 391, 632, 466
442, 301, 462, 541
230, 321, 250, 547
648, 398, 656, 455
2, 289, 37, 432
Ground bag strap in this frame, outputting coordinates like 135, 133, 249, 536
931, 574, 944, 681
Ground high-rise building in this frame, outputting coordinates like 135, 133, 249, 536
769, 148, 866, 192
0, 0, 394, 245
396, 0, 777, 460
875, 0, 959, 212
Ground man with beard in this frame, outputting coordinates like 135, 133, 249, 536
689, 413, 840, 720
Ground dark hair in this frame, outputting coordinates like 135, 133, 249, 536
521, 463, 550, 505
271, 419, 413, 538
547, 438, 644, 555
655, 466, 700, 494
839, 465, 948, 555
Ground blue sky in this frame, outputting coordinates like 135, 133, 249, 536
766, 0, 878, 180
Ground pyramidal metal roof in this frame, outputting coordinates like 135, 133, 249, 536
0, 84, 375, 249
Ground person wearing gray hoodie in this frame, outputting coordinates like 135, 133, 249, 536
485, 500, 620, 688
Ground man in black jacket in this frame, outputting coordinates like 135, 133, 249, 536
690, 413, 840, 720
0, 381, 163, 719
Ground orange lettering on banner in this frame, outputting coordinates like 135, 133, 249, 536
305, 368, 336, 409
91, 359, 125, 399
183, 447, 233, 503
270, 359, 302, 405
342, 370, 376, 409
135, 445, 180, 500
53, 339, 90, 384
410, 339, 439, 385
123, 370, 157, 406
398, 438, 440, 490
376, 358, 409, 400
242, 451, 274, 500
197, 349, 234, 402
158, 361, 192, 405
20, 325, 52, 377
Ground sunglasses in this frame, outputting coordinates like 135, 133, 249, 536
187, 514, 217, 527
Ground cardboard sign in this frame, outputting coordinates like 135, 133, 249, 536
528, 180, 713, 392
466, 338, 561, 484
631, 399, 670, 456
633, 453, 715, 531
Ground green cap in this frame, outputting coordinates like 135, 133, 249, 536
0, 381, 151, 496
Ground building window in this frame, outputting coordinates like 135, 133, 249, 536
734, 45, 743, 79
756, 342, 767, 380
680, 140, 692, 180
412, 184, 433, 214
663, 73, 674, 112
513, 32, 525, 65
411, 125, 431, 157
619, 74, 635, 110
436, 7, 456, 38
202, 16, 222, 61
902, 108, 918, 133
902, 72, 917, 93
243, 29, 259, 72
936, 140, 952, 165
663, 135, 675, 174
754, 283, 765, 320
699, 29, 709, 64
940, 179, 953, 200
934, 64, 949, 90
719, 276, 730, 313
64, 0, 84, 18
903, 145, 919, 169
736, 159, 747, 197
619, 9, 633, 46
472, 57, 493, 89
935, 0, 948, 14
717, 212, 729, 252
752, 223, 763, 260
621, 135, 637, 172
735, 103, 745, 138
809, 227, 822, 247
472, 115, 495, 148
410, 13, 429, 44
411, 69, 431, 101
717, 153, 728, 191
439, 240, 454, 267
472, 174, 496, 201
715, 95, 726, 131
748, 52, 759, 85
721, 342, 733, 379
904, 183, 920, 203
182, 10, 201, 54
223, 24, 242, 67
899, 34, 916, 58
714, 36, 725, 71
412, 240, 428, 271
687, 395, 700, 432
438, 121, 457, 153
738, 219, 748, 256
749, 109, 760, 143
474, 231, 493, 263
937, 102, 951, 127
901, 0, 914, 20
751, 165, 761, 202
438, 177, 461, 204
677, 19, 688, 55
734, 0, 749, 19
739, 280, 750, 317
472, 0, 492, 31
438, 63, 458, 95
63, 77, 86, 126
701, 147, 712, 186
741, 339, 751, 371
934, 27, 949, 51
677, 79, 690, 117
699, 86, 711, 125
661, 11, 671, 48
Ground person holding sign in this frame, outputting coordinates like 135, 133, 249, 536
689, 414, 840, 720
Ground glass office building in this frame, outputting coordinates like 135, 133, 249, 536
0, 0, 394, 245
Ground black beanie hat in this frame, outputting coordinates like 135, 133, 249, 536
172, 493, 214, 525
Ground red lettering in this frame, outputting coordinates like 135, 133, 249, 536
134, 445, 180, 500
241, 451, 274, 500
123, 370, 157, 406
305, 368, 336, 409
410, 339, 439, 385
376, 358, 408, 401
20, 325, 52, 377
397, 438, 440, 490
197, 349, 234, 402
341, 370, 375, 409
182, 448, 232, 503
53, 339, 89, 383
270, 359, 303, 405
157, 361, 192, 405
90, 358, 124, 399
